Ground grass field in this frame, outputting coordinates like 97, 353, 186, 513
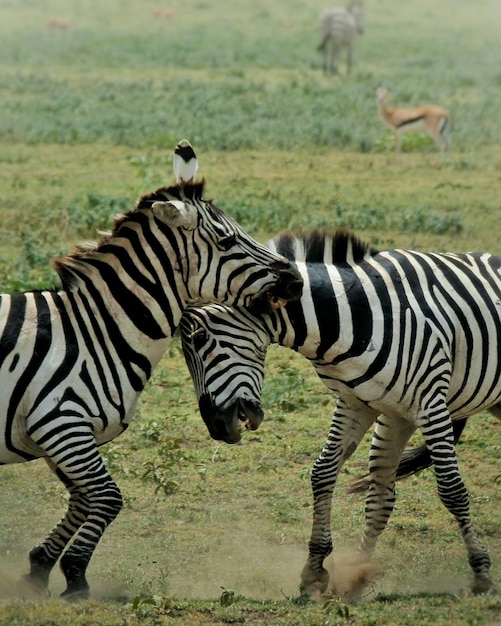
0, 0, 501, 624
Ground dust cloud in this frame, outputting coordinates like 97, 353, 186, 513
0, 564, 44, 602
166, 529, 307, 600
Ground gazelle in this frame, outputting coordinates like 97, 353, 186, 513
376, 87, 449, 161
46, 18, 70, 30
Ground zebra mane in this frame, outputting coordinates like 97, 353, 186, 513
53, 180, 208, 288
135, 180, 206, 211
270, 228, 377, 265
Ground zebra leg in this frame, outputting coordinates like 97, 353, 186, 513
358, 415, 416, 559
25, 459, 91, 592
301, 398, 377, 598
28, 424, 123, 600
331, 44, 340, 74
346, 44, 353, 74
420, 411, 494, 594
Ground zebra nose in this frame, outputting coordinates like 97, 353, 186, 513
272, 262, 303, 301
198, 394, 242, 444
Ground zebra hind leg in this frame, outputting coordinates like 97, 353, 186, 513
421, 411, 495, 594
28, 425, 123, 600
24, 461, 91, 592
358, 415, 415, 561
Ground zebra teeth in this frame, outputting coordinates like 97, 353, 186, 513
269, 295, 287, 309
238, 409, 252, 430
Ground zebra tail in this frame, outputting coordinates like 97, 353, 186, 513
347, 418, 468, 493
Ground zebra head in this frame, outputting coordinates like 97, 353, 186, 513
180, 305, 269, 444
134, 140, 303, 313
348, 1, 365, 34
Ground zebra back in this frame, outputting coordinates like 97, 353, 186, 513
267, 228, 377, 265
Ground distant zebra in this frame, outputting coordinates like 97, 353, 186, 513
318, 1, 364, 74
181, 228, 501, 597
0, 140, 302, 600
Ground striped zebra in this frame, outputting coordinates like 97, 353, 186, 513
181, 228, 501, 597
318, 1, 364, 74
0, 140, 302, 600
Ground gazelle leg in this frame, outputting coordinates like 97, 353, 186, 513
29, 423, 123, 600
395, 131, 402, 156
358, 415, 415, 559
420, 410, 494, 594
301, 397, 377, 597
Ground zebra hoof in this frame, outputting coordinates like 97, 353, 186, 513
60, 585, 90, 602
19, 573, 47, 597
300, 564, 329, 600
471, 576, 496, 595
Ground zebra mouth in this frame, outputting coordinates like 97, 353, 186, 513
238, 403, 262, 432
249, 268, 303, 315
237, 399, 264, 432
268, 294, 288, 309
199, 394, 264, 444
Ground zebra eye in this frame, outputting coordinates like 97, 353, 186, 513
190, 327, 209, 351
218, 235, 237, 251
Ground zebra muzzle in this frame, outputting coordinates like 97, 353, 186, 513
199, 395, 264, 444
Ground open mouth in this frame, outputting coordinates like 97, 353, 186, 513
268, 294, 288, 309
237, 399, 264, 433
199, 395, 264, 444
239, 407, 258, 432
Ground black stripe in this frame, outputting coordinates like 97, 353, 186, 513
6, 293, 52, 457
398, 115, 425, 128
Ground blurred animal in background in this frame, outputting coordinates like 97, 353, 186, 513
318, 1, 364, 74
376, 87, 449, 162
46, 18, 70, 31
153, 8, 176, 20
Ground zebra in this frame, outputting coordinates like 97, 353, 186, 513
0, 140, 302, 600
180, 228, 501, 597
318, 1, 364, 75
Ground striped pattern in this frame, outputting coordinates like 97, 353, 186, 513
318, 1, 364, 74
181, 228, 501, 596
0, 141, 301, 600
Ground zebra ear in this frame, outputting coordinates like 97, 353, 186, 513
152, 200, 197, 229
173, 139, 198, 184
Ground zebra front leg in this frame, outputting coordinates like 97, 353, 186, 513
25, 459, 91, 592
30, 424, 123, 600
301, 398, 377, 598
421, 411, 494, 594
346, 44, 353, 74
358, 415, 415, 560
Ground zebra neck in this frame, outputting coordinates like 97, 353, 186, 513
55, 251, 190, 376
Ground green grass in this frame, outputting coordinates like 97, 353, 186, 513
0, 0, 501, 623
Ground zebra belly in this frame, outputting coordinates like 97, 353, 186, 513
0, 378, 140, 464
0, 438, 44, 464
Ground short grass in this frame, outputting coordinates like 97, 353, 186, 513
0, 0, 500, 624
